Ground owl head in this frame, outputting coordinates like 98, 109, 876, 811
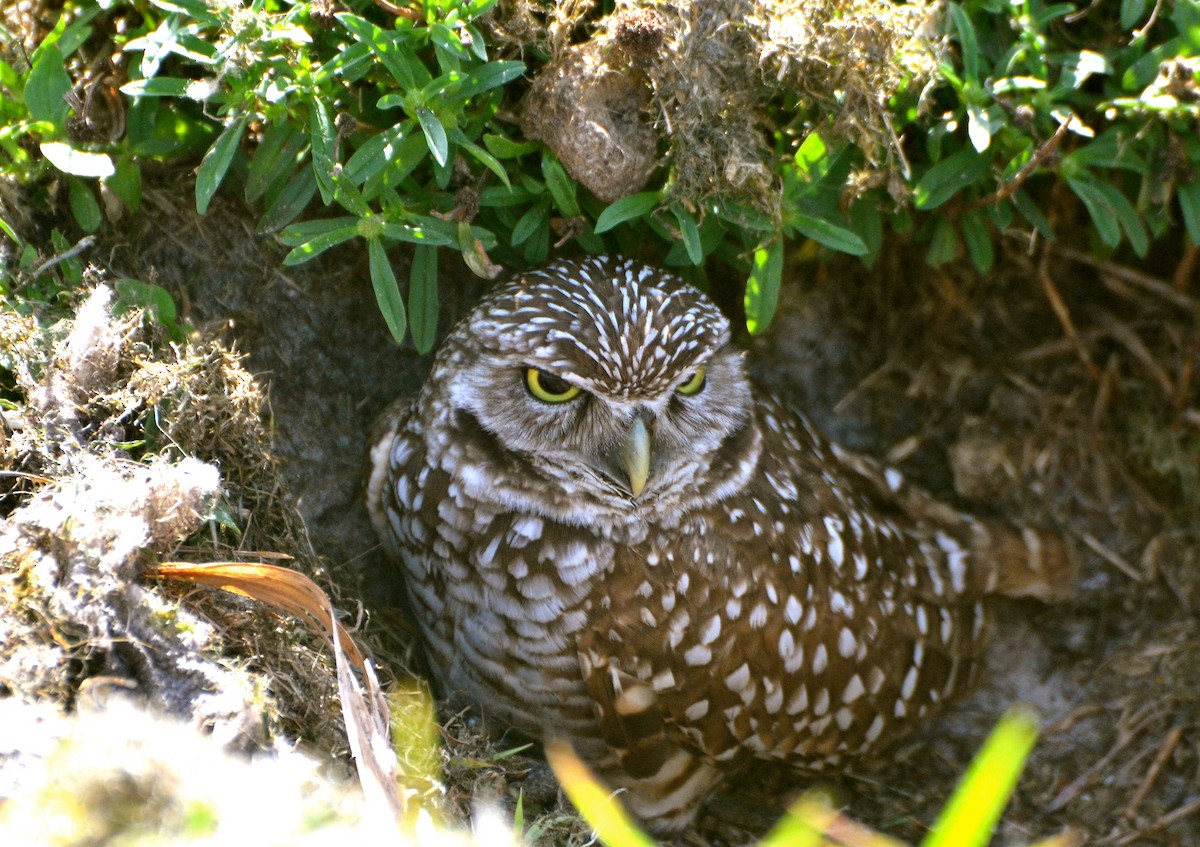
429, 256, 758, 513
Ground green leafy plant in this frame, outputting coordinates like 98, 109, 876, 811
3, 1, 1198, 345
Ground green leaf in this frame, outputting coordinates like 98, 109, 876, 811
849, 199, 883, 267
457, 219, 498, 278
57, 10, 99, 58
281, 221, 359, 265
960, 209, 994, 273
479, 184, 538, 208
337, 13, 418, 89
1067, 176, 1144, 253
482, 133, 538, 159
913, 148, 991, 210
462, 23, 489, 62
453, 131, 510, 188
948, 3, 979, 82
790, 212, 868, 255
1033, 3, 1077, 28
313, 41, 373, 84
1059, 50, 1111, 91
744, 239, 783, 335
124, 98, 215, 158
1062, 130, 1145, 174
149, 0, 219, 23
793, 131, 829, 181
18, 242, 38, 270
379, 221, 456, 247
926, 218, 960, 266
1012, 189, 1056, 242
671, 204, 703, 265
1122, 38, 1182, 89
0, 216, 21, 245
49, 229, 83, 286
409, 245, 439, 354
361, 133, 429, 201
107, 157, 143, 214
40, 142, 116, 178
921, 708, 1039, 847
541, 153, 580, 216
1174, 0, 1200, 52
344, 125, 406, 185
368, 238, 407, 344
246, 122, 305, 203
24, 43, 71, 128
1121, 0, 1148, 29
114, 277, 178, 327
123, 19, 180, 79
716, 200, 777, 233
1089, 181, 1148, 256
119, 77, 193, 98
167, 33, 219, 65
257, 166, 318, 234
195, 114, 248, 215
990, 75, 1046, 95
447, 60, 525, 102
310, 99, 337, 204
595, 191, 659, 233
522, 219, 550, 264
0, 59, 19, 95
416, 108, 449, 167
466, 0, 501, 19
511, 202, 550, 246
430, 22, 468, 69
1178, 180, 1200, 247
966, 102, 996, 152
279, 216, 360, 245
67, 178, 102, 233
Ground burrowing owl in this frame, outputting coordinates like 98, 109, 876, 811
367, 256, 1074, 833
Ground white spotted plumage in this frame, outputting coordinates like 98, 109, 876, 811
366, 256, 1076, 834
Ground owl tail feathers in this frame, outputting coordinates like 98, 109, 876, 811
972, 521, 1079, 603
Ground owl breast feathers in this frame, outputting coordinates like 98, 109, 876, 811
366, 256, 1075, 833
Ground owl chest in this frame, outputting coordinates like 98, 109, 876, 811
394, 484, 620, 704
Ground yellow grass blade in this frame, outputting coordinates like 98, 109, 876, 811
545, 739, 658, 847
920, 707, 1039, 847
762, 793, 909, 847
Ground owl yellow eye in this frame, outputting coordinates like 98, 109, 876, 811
525, 368, 582, 403
676, 366, 707, 396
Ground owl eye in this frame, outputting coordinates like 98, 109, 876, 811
676, 366, 707, 396
525, 368, 582, 403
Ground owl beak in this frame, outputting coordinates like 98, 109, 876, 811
615, 415, 652, 498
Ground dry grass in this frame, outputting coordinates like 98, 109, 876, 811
497, 0, 939, 215
0, 281, 347, 759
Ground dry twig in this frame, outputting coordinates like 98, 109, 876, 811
1038, 247, 1098, 380
1121, 725, 1184, 823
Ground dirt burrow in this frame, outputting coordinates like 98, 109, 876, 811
59, 180, 1200, 845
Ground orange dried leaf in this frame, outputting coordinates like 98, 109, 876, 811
152, 561, 367, 672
